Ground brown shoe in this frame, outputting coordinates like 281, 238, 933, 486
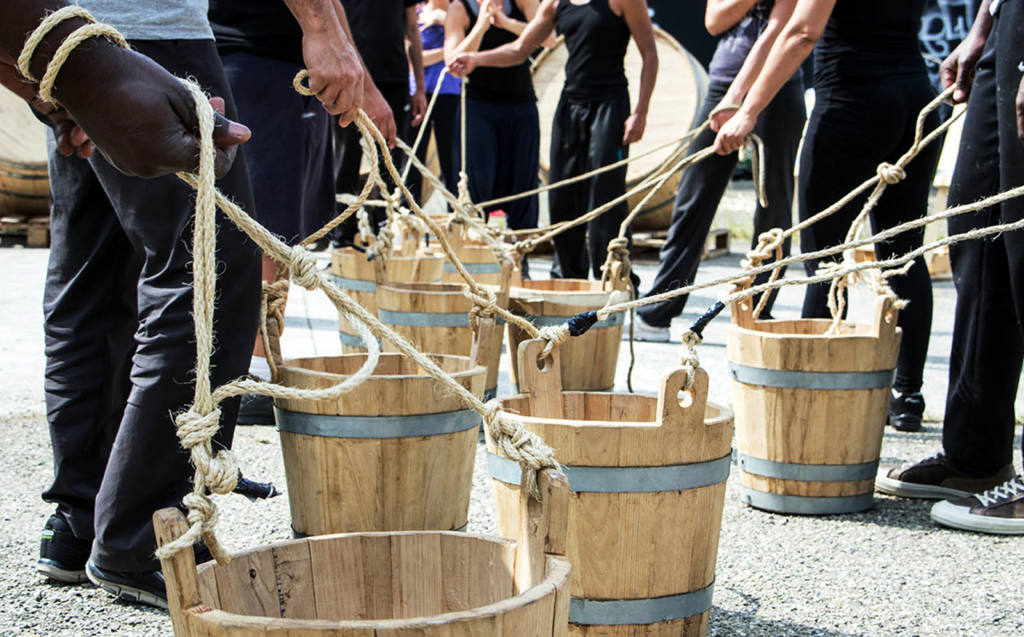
875, 454, 1016, 500
931, 475, 1024, 535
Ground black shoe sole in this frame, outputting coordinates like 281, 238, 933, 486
888, 413, 922, 432
37, 559, 89, 584
86, 562, 168, 610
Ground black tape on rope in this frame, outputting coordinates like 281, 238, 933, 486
567, 310, 599, 336
689, 301, 726, 339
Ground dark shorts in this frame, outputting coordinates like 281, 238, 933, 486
221, 51, 335, 244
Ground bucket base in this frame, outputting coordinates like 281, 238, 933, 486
740, 487, 875, 515
291, 522, 468, 538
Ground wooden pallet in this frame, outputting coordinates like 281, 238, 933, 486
632, 228, 731, 261
0, 214, 50, 247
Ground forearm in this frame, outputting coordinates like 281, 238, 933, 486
1, 1, 102, 80
705, 0, 759, 35
406, 11, 425, 92
447, 22, 489, 60
635, 48, 657, 115
738, 17, 819, 119
723, 13, 791, 104
471, 40, 532, 68
423, 47, 445, 66
971, 1, 994, 42
283, 0, 339, 35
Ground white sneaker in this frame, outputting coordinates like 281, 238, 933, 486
630, 315, 670, 343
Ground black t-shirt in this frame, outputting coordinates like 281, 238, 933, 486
209, 0, 304, 65
342, 0, 419, 86
555, 0, 630, 100
814, 0, 928, 89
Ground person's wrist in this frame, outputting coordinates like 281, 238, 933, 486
24, 17, 93, 80
44, 38, 128, 108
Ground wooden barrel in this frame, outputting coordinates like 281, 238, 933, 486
377, 281, 506, 399
0, 85, 49, 216
326, 247, 444, 352
274, 353, 485, 535
154, 466, 572, 637
488, 340, 733, 636
507, 279, 625, 391
726, 296, 902, 514
532, 27, 708, 232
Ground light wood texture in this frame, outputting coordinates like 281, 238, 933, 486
727, 296, 902, 504
491, 349, 734, 636
0, 85, 49, 216
276, 354, 485, 535
507, 280, 624, 391
329, 248, 444, 353
161, 487, 570, 635
532, 28, 708, 232
438, 220, 524, 287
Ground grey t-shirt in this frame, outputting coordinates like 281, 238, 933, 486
707, 0, 801, 86
75, 0, 213, 41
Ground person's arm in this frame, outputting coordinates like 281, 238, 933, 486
705, 0, 759, 36
491, 0, 558, 47
284, 0, 363, 123
423, 46, 446, 66
711, 0, 797, 131
330, 0, 398, 146
714, 0, 835, 154
445, 0, 497, 63
447, 0, 557, 75
406, 5, 427, 126
1, 0, 250, 178
617, 0, 657, 145
940, 0, 993, 103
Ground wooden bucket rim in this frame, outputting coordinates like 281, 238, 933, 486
500, 391, 732, 429
332, 247, 445, 263
190, 532, 571, 631
378, 281, 470, 295
510, 279, 613, 307
279, 353, 485, 383
727, 317, 902, 343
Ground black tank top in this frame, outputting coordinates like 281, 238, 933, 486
462, 0, 536, 104
556, 0, 630, 100
813, 0, 928, 89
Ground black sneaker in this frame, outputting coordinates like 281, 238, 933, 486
876, 453, 1016, 499
237, 393, 275, 426
38, 514, 91, 584
85, 560, 167, 610
931, 475, 1024, 534
888, 391, 924, 432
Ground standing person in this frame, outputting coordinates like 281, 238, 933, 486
716, 0, 940, 433
208, 0, 397, 424
28, 0, 263, 608
408, 0, 463, 203
877, 0, 1024, 535
448, 0, 658, 282
332, 0, 426, 245
632, 0, 804, 342
443, 0, 547, 235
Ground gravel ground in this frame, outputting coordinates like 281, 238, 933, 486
2, 211, 1023, 635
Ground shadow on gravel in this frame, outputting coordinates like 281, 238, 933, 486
710, 607, 864, 636
735, 497, 937, 532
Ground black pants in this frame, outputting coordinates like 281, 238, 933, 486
41, 39, 261, 573
943, 12, 1024, 475
453, 98, 540, 231
408, 93, 459, 204
548, 91, 631, 281
637, 79, 805, 326
799, 77, 940, 395
333, 81, 410, 242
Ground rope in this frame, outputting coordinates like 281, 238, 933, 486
399, 69, 450, 185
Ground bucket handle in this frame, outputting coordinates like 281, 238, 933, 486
516, 338, 564, 418
658, 365, 710, 432
153, 508, 205, 635
469, 262, 513, 372
514, 467, 569, 593
871, 294, 899, 339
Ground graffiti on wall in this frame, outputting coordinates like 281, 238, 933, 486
919, 0, 978, 88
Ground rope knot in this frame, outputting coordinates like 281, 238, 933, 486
679, 329, 703, 390
466, 287, 499, 331
174, 408, 222, 450
288, 246, 321, 290
877, 163, 906, 185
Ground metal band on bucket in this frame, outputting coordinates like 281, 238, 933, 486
442, 262, 502, 275
524, 312, 625, 330
378, 309, 471, 328
275, 407, 481, 438
570, 583, 714, 625
488, 453, 731, 493
737, 454, 879, 482
740, 487, 875, 515
325, 272, 377, 293
728, 362, 895, 390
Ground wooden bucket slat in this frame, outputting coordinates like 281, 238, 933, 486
0, 85, 50, 216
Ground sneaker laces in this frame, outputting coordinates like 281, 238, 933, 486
976, 475, 1024, 507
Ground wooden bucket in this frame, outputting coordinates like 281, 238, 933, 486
0, 85, 49, 216
154, 466, 572, 637
377, 281, 507, 400
507, 279, 625, 391
726, 295, 902, 514
532, 27, 708, 232
327, 247, 444, 352
488, 340, 733, 635
274, 353, 485, 535
436, 219, 524, 287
